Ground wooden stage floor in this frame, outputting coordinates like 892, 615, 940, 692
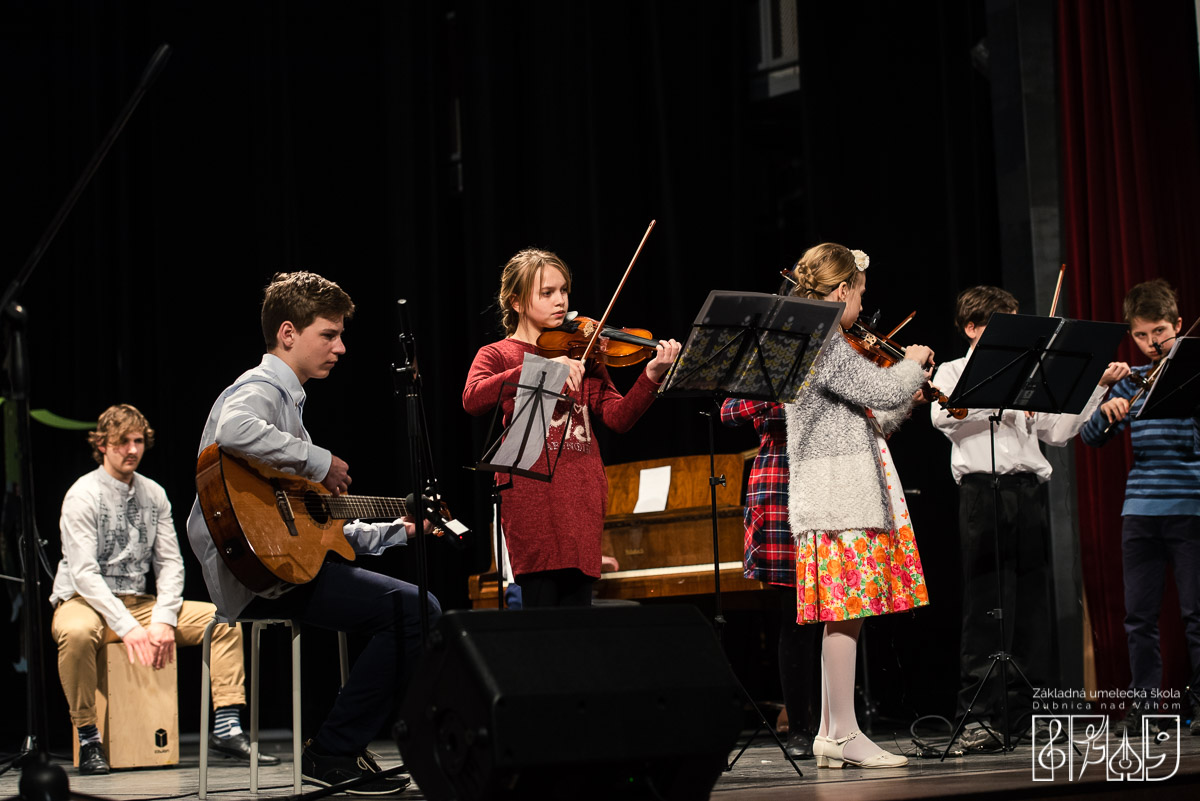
3, 728, 1198, 800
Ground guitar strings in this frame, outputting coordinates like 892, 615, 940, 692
279, 491, 412, 517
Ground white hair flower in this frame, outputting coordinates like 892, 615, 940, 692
851, 249, 870, 271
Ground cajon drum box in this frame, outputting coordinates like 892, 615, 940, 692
73, 642, 179, 768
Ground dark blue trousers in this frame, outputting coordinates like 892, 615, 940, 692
242, 560, 441, 755
1122, 515, 1200, 695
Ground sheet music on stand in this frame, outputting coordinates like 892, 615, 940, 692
658, 290, 843, 403
652, 288, 839, 780
1138, 336, 1199, 420
474, 352, 571, 482
946, 313, 1126, 415
938, 310, 1125, 757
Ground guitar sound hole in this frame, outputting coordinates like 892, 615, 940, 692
304, 492, 330, 524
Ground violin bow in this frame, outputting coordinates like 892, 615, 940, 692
1181, 314, 1200, 340
1154, 314, 1200, 359
1048, 264, 1066, 317
885, 311, 916, 340
580, 220, 657, 363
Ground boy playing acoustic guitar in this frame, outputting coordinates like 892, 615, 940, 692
186, 271, 438, 795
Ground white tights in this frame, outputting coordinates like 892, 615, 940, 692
817, 619, 889, 763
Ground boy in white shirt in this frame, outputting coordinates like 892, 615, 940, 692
186, 272, 438, 794
930, 286, 1127, 749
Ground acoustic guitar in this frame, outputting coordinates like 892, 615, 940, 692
195, 443, 462, 592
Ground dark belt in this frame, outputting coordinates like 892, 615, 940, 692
962, 472, 1039, 487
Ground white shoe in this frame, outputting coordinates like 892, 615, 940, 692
827, 730, 909, 768
812, 735, 833, 768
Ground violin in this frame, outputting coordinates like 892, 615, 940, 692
536, 313, 661, 368
844, 316, 968, 419
1100, 363, 1163, 435
1100, 316, 1198, 435
535, 221, 665, 371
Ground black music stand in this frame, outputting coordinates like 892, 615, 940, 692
1137, 337, 1199, 421
658, 290, 843, 777
659, 291, 840, 403
940, 313, 1125, 758
474, 354, 573, 608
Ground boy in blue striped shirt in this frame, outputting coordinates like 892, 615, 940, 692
1081, 279, 1200, 735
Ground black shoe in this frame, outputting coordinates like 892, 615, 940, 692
956, 724, 1003, 752
355, 748, 406, 779
1191, 705, 1200, 736
302, 740, 410, 796
784, 731, 814, 760
209, 733, 282, 765
79, 742, 110, 775
1116, 706, 1161, 737
1029, 717, 1060, 740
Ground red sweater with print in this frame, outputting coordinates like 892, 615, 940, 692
462, 338, 660, 577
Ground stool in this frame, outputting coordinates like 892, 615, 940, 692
199, 618, 348, 799
71, 642, 179, 769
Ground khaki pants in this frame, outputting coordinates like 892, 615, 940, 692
51, 595, 246, 728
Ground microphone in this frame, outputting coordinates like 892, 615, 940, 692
1152, 334, 1176, 356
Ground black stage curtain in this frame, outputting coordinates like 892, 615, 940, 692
1, 0, 999, 746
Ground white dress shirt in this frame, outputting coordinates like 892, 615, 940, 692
930, 351, 1108, 484
186, 353, 406, 620
50, 467, 185, 638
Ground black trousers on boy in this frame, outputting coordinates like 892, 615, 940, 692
242, 559, 441, 755
957, 473, 1055, 726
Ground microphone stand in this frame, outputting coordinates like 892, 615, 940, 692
0, 44, 171, 795
392, 299, 432, 644
297, 300, 460, 801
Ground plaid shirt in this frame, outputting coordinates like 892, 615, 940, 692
720, 399, 795, 586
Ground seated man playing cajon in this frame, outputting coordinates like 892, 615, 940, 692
50, 404, 272, 774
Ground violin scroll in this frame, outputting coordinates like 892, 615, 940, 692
926, 386, 968, 419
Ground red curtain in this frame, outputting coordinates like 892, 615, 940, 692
1058, 0, 1200, 697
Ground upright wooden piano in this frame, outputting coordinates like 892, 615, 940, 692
468, 452, 768, 606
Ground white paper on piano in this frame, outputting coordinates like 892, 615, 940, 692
632, 465, 672, 514
492, 353, 569, 473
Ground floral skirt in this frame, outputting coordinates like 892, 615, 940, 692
795, 435, 929, 624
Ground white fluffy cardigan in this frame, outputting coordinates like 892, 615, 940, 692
785, 334, 925, 540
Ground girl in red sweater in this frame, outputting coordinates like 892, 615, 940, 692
462, 248, 680, 607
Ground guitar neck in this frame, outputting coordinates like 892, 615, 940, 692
324, 495, 413, 521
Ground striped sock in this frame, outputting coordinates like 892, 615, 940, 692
213, 706, 243, 739
78, 724, 101, 746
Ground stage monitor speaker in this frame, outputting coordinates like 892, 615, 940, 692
395, 605, 743, 801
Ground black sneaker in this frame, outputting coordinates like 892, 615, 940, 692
1116, 706, 1161, 737
956, 724, 1003, 752
301, 740, 410, 796
79, 742, 110, 775
355, 748, 404, 777
354, 747, 411, 789
1029, 716, 1063, 737
1191, 705, 1200, 736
